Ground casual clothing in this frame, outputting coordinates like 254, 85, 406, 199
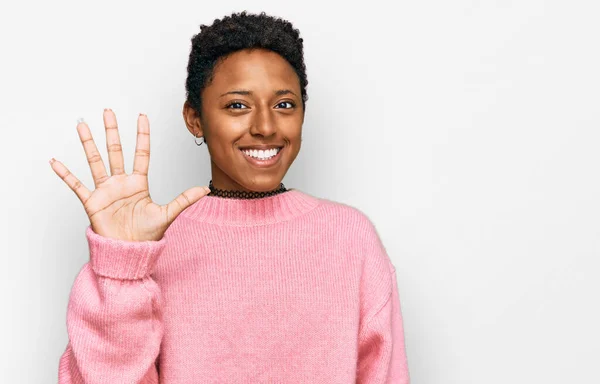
58, 189, 410, 383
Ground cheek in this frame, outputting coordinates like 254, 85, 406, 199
208, 120, 244, 146
289, 127, 303, 149
280, 117, 302, 136
283, 126, 302, 158
205, 126, 245, 168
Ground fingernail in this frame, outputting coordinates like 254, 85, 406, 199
204, 186, 211, 194
77, 117, 85, 124
49, 158, 55, 165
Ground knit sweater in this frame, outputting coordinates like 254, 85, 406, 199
58, 188, 410, 383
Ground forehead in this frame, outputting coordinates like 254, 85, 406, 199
209, 48, 299, 90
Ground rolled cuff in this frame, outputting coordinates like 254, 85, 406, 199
86, 225, 167, 280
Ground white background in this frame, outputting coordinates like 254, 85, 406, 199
1, 0, 599, 382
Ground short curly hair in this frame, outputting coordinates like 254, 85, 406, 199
185, 10, 309, 120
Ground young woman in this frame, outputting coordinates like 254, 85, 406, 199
51, 11, 410, 383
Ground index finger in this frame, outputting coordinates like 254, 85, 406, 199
132, 113, 151, 176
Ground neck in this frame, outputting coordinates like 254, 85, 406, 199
208, 179, 287, 199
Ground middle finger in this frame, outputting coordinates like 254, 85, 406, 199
103, 109, 126, 176
76, 118, 109, 187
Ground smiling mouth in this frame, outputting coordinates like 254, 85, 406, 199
240, 147, 281, 159
239, 146, 284, 168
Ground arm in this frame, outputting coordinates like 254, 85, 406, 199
58, 225, 167, 384
357, 266, 410, 383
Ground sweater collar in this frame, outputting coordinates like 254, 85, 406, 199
180, 188, 321, 226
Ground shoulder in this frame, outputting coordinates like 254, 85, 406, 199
311, 193, 378, 229
312, 196, 397, 322
308, 193, 394, 273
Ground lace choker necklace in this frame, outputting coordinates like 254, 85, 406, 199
207, 180, 288, 199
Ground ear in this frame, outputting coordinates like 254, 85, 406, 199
182, 101, 204, 138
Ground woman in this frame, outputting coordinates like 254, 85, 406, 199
52, 11, 410, 383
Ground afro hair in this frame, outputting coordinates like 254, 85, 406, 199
185, 10, 309, 121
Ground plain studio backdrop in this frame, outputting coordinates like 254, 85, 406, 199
1, 0, 599, 382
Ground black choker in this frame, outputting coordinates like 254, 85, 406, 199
207, 180, 288, 199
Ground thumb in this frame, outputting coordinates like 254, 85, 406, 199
165, 186, 211, 223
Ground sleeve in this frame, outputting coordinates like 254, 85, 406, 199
355, 216, 410, 383
357, 265, 410, 383
58, 225, 167, 384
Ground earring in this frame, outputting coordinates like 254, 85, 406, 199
194, 133, 204, 146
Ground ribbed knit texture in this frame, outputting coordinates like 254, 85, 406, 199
58, 188, 410, 383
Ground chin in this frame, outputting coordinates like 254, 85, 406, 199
242, 176, 285, 192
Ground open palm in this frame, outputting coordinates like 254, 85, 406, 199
50, 109, 210, 242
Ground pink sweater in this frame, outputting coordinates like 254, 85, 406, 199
58, 189, 410, 383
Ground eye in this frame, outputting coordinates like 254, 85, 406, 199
225, 101, 248, 109
276, 101, 296, 109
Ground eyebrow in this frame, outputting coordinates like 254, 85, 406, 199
219, 89, 298, 98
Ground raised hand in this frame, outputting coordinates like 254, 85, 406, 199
50, 109, 210, 242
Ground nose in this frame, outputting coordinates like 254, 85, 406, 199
249, 105, 276, 137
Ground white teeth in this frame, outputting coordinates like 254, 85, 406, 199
242, 148, 280, 160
